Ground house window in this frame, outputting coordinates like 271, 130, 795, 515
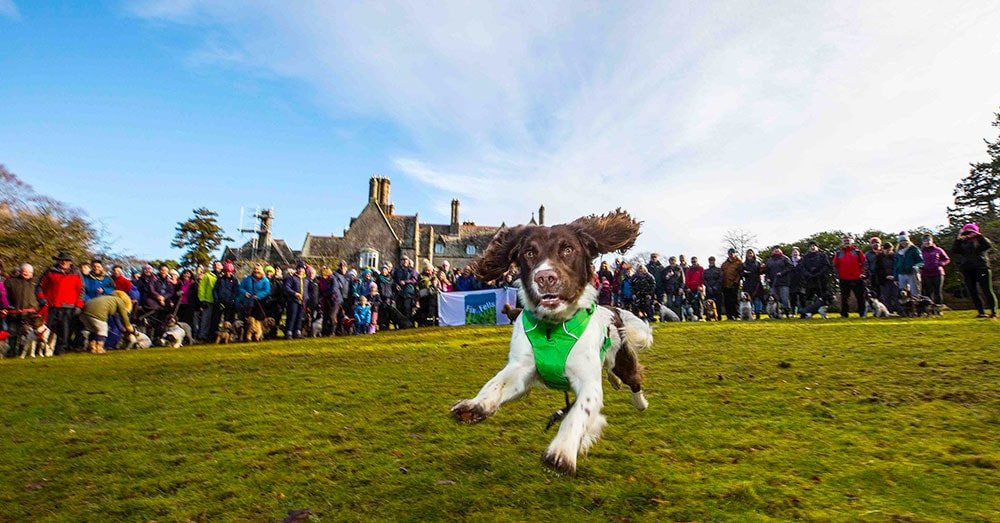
435, 241, 445, 254
466, 244, 476, 255
359, 248, 379, 269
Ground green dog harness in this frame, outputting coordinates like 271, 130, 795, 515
522, 304, 612, 391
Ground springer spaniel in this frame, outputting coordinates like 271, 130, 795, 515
450, 209, 652, 475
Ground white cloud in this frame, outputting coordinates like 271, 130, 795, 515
132, 0, 1000, 258
0, 0, 20, 19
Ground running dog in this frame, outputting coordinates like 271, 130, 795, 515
738, 292, 755, 321
451, 209, 652, 475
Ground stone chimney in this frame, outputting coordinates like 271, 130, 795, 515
368, 177, 379, 203
538, 205, 545, 226
450, 199, 460, 234
379, 177, 391, 207
387, 203, 394, 216
258, 208, 273, 247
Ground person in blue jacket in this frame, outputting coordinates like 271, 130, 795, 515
83, 260, 116, 301
353, 295, 372, 335
239, 264, 271, 320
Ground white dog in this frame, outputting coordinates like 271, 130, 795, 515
657, 303, 680, 322
866, 295, 891, 318
122, 331, 152, 349
738, 292, 755, 321
451, 210, 651, 475
25, 315, 57, 358
766, 295, 781, 319
310, 317, 323, 337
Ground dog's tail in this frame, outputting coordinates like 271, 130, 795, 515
618, 309, 653, 353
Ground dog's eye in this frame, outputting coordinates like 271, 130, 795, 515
524, 249, 536, 259
561, 246, 573, 257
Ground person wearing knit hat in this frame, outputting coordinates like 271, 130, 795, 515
919, 234, 950, 306
952, 223, 997, 318
80, 290, 135, 354
893, 232, 923, 297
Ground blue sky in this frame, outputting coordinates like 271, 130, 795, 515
2, 1, 999, 261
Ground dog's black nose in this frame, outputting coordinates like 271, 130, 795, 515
533, 269, 559, 290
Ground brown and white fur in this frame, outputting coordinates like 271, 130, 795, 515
450, 209, 652, 475
25, 315, 57, 358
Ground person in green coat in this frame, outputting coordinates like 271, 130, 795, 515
81, 290, 134, 354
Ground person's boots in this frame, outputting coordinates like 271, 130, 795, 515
755, 312, 760, 320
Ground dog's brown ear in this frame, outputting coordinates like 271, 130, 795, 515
568, 208, 641, 257
470, 225, 529, 282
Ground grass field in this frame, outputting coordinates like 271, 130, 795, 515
1, 314, 998, 522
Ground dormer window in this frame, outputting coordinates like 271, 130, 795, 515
466, 244, 476, 255
435, 241, 445, 254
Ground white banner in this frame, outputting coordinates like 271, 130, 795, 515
437, 288, 519, 326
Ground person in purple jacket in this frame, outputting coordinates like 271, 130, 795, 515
919, 234, 950, 305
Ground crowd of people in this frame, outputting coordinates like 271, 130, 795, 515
1, 223, 995, 357
607, 226, 996, 322
0, 252, 521, 356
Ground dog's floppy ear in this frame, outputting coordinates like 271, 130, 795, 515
470, 225, 529, 282
568, 208, 641, 257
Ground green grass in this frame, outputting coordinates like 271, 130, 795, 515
1, 313, 998, 522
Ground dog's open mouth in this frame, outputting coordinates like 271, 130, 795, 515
538, 294, 563, 307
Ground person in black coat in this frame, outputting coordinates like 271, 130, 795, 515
800, 241, 832, 302
952, 224, 997, 318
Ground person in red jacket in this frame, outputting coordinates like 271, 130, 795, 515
36, 251, 85, 355
685, 256, 706, 318
832, 236, 866, 318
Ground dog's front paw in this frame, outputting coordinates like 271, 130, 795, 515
631, 390, 649, 411
450, 400, 490, 424
541, 449, 577, 476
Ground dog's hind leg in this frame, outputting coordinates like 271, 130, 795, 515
612, 345, 647, 411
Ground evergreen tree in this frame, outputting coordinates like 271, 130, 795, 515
171, 208, 232, 269
948, 108, 1000, 226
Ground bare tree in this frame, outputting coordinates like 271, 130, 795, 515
722, 229, 759, 256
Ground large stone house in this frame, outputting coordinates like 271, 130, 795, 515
228, 176, 544, 270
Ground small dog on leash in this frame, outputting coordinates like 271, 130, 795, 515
766, 295, 781, 319
799, 296, 828, 319
738, 292, 755, 321
24, 314, 57, 358
655, 301, 680, 322
680, 298, 698, 322
245, 316, 265, 342
231, 319, 246, 341
261, 317, 277, 339
703, 299, 719, 321
158, 315, 189, 348
899, 290, 940, 317
866, 294, 891, 318
216, 321, 234, 344
310, 317, 323, 338
122, 331, 152, 349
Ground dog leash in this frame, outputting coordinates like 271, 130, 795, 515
545, 391, 574, 431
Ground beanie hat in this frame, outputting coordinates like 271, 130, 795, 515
224, 261, 235, 274
296, 261, 306, 270
897, 231, 910, 243
921, 234, 933, 243
961, 223, 980, 234
321, 267, 333, 278
264, 265, 275, 274
113, 290, 133, 313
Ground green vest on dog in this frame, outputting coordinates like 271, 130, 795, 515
522, 304, 612, 391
